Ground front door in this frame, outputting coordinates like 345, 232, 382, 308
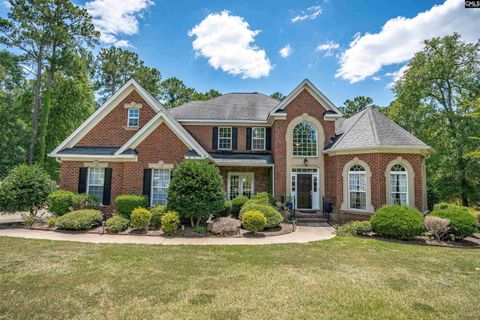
297, 174, 312, 209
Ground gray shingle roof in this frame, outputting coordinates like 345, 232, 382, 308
329, 108, 429, 151
169, 93, 279, 121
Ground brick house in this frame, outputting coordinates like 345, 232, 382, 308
50, 79, 431, 217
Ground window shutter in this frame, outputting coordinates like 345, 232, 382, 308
143, 169, 152, 205
102, 168, 113, 205
246, 128, 252, 150
266, 127, 272, 151
212, 127, 218, 150
232, 128, 238, 150
78, 167, 88, 193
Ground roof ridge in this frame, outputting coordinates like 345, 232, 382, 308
328, 108, 368, 150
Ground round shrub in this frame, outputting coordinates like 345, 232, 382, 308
130, 208, 151, 230
161, 211, 180, 234
106, 215, 129, 233
0, 164, 55, 216
115, 194, 148, 219
220, 200, 232, 217
56, 210, 103, 231
231, 196, 249, 216
337, 221, 372, 237
72, 193, 100, 210
250, 192, 275, 206
370, 205, 424, 240
48, 190, 76, 216
149, 204, 166, 228
47, 217, 58, 228
167, 160, 225, 226
240, 203, 283, 228
242, 210, 266, 232
430, 207, 477, 239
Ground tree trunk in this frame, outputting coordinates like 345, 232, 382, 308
27, 47, 44, 165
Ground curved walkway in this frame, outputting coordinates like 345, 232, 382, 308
0, 224, 335, 246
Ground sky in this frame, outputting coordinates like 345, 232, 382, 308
2, 0, 479, 107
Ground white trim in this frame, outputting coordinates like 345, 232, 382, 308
127, 108, 140, 127
292, 120, 319, 157
251, 127, 266, 151
53, 154, 137, 162
150, 168, 171, 207
340, 158, 374, 213
179, 119, 268, 125
214, 159, 273, 167
324, 146, 432, 156
385, 157, 416, 207
227, 172, 255, 200
86, 167, 105, 205
218, 127, 233, 151
50, 79, 161, 155
269, 79, 342, 116
290, 167, 320, 210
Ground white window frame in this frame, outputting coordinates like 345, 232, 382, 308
150, 169, 171, 207
218, 127, 232, 150
348, 165, 367, 211
87, 167, 105, 205
127, 108, 140, 127
390, 164, 408, 206
290, 168, 320, 210
227, 172, 254, 200
292, 121, 318, 158
252, 127, 266, 151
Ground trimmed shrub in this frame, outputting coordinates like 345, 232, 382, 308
424, 216, 450, 240
115, 195, 148, 219
337, 221, 372, 237
47, 217, 58, 228
130, 208, 151, 230
56, 210, 102, 231
250, 192, 275, 206
209, 217, 241, 235
0, 164, 55, 216
72, 193, 100, 211
149, 204, 166, 228
106, 215, 129, 233
167, 160, 225, 226
48, 190, 76, 216
370, 205, 424, 240
240, 203, 283, 228
194, 225, 208, 234
220, 200, 232, 217
242, 210, 266, 232
231, 196, 249, 217
430, 207, 477, 239
161, 211, 180, 234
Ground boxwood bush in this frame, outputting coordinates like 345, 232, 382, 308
242, 210, 266, 232
130, 208, 151, 230
48, 190, 76, 216
106, 215, 129, 233
240, 202, 283, 229
337, 221, 372, 237
71, 193, 100, 210
56, 210, 103, 231
161, 211, 180, 234
370, 205, 424, 240
250, 192, 275, 206
115, 194, 148, 219
231, 196, 249, 217
220, 200, 233, 217
430, 206, 477, 239
149, 204, 166, 228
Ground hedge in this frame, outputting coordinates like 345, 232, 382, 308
370, 205, 424, 240
56, 210, 103, 231
430, 206, 477, 239
48, 190, 76, 216
106, 215, 129, 233
240, 202, 283, 229
115, 194, 148, 219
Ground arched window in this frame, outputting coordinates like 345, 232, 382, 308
390, 164, 408, 205
348, 164, 366, 210
293, 121, 317, 156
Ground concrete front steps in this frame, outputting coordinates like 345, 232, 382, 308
294, 211, 329, 226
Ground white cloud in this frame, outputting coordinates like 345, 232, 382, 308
315, 41, 340, 57
336, 0, 480, 83
85, 0, 154, 47
188, 11, 272, 79
385, 64, 409, 88
371, 76, 381, 81
291, 5, 322, 23
279, 44, 292, 58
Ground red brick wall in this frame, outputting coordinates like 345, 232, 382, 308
218, 166, 271, 196
77, 90, 157, 147
325, 153, 425, 212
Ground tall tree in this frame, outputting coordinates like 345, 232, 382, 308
94, 47, 162, 102
389, 33, 480, 206
270, 92, 285, 101
341, 96, 379, 117
0, 0, 98, 164
160, 77, 196, 108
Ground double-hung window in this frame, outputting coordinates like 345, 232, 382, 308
218, 127, 232, 150
390, 164, 408, 205
127, 108, 139, 127
87, 168, 104, 202
151, 169, 171, 206
348, 165, 366, 210
252, 127, 265, 150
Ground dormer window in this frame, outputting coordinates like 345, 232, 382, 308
127, 109, 139, 127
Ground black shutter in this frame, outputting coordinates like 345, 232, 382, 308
232, 128, 238, 150
143, 169, 152, 204
266, 127, 272, 151
246, 128, 252, 150
212, 127, 218, 150
78, 167, 88, 193
102, 168, 113, 205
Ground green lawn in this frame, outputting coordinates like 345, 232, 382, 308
0, 237, 478, 320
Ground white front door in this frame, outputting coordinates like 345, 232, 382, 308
291, 168, 320, 210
